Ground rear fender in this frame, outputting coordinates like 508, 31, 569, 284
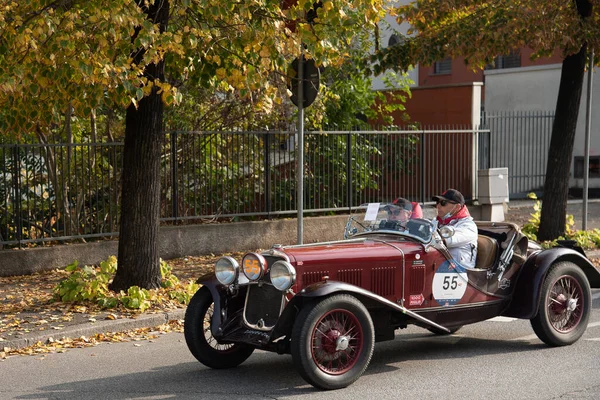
503, 248, 600, 319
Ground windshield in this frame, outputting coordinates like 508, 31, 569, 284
344, 203, 436, 243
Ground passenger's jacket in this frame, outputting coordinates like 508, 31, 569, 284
437, 206, 478, 268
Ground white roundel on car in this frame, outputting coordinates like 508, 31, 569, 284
432, 261, 468, 306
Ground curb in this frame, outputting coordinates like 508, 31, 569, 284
2, 309, 186, 352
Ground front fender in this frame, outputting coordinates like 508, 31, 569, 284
271, 280, 450, 338
194, 275, 227, 337
503, 247, 600, 319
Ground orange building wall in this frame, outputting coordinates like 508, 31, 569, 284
419, 57, 483, 87
384, 84, 477, 126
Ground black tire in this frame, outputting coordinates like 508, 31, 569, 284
184, 287, 254, 368
427, 325, 462, 335
291, 294, 375, 390
530, 261, 591, 347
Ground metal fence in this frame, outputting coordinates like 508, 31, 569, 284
1, 128, 484, 247
479, 110, 555, 198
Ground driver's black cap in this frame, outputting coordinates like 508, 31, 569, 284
391, 197, 413, 211
432, 189, 465, 205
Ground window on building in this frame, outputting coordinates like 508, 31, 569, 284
574, 156, 600, 179
433, 58, 452, 75
486, 50, 521, 70
388, 34, 402, 47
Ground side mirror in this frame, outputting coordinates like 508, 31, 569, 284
439, 225, 455, 239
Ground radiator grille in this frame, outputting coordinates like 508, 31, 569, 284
337, 269, 362, 286
244, 284, 284, 329
371, 267, 395, 296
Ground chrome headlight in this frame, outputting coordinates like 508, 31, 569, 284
242, 252, 267, 281
269, 260, 296, 291
215, 256, 239, 285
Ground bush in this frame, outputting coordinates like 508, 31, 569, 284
521, 192, 600, 249
54, 257, 199, 311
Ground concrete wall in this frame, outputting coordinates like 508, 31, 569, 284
484, 64, 600, 188
0, 215, 349, 277
0, 205, 490, 277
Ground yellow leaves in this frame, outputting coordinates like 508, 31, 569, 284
259, 46, 271, 58
216, 68, 227, 79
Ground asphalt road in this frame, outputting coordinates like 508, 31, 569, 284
3, 292, 600, 400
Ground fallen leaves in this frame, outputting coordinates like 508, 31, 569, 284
1, 320, 184, 359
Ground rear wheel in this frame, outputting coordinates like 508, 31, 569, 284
530, 261, 591, 346
291, 294, 375, 390
184, 287, 254, 368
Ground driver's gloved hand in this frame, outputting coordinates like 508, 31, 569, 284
380, 220, 398, 230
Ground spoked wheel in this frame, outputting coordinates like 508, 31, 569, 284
184, 287, 254, 368
291, 294, 375, 390
530, 261, 591, 346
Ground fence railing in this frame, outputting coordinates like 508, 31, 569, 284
480, 110, 555, 198
1, 128, 485, 247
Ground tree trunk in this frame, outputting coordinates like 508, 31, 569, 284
110, 0, 169, 291
538, 46, 587, 241
538, 0, 592, 241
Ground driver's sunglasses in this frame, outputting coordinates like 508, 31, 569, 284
436, 200, 456, 206
390, 209, 408, 216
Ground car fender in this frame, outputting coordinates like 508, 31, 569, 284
503, 247, 600, 319
193, 274, 245, 339
271, 280, 450, 339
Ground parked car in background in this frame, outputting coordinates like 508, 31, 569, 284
184, 202, 600, 390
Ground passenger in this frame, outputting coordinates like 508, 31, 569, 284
432, 189, 478, 269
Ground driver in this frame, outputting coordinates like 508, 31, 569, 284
388, 197, 413, 223
433, 189, 478, 269
380, 198, 413, 231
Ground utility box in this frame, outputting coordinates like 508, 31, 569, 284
478, 168, 509, 222
478, 167, 509, 204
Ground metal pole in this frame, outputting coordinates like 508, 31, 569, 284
296, 50, 304, 244
583, 51, 594, 230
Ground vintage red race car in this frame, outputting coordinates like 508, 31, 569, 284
184, 203, 600, 390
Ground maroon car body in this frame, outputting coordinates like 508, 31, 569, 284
184, 203, 600, 390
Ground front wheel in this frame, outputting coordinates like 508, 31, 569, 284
184, 287, 254, 368
291, 294, 375, 390
530, 261, 591, 346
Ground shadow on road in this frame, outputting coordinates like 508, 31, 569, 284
19, 332, 546, 399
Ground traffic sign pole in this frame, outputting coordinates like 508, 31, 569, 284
296, 48, 304, 245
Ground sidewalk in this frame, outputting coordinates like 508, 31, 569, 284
1, 256, 213, 356
2, 202, 600, 355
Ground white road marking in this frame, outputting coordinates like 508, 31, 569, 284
489, 316, 517, 322
511, 333, 539, 342
511, 321, 600, 342
593, 291, 600, 301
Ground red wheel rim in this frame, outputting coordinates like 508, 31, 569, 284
546, 275, 584, 333
310, 308, 364, 375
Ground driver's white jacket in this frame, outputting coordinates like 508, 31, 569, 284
443, 216, 478, 269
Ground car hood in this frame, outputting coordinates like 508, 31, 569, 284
278, 236, 424, 268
